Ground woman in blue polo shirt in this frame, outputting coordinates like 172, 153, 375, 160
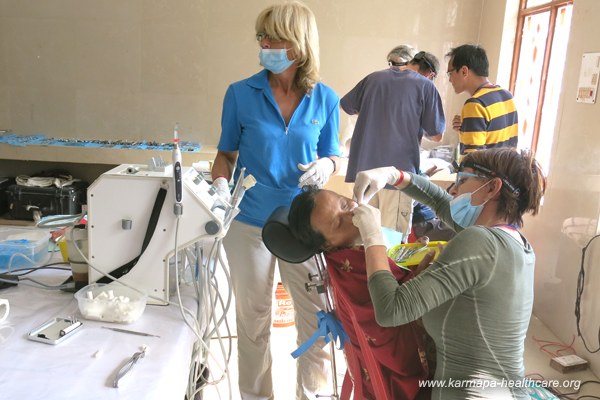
209, 2, 341, 399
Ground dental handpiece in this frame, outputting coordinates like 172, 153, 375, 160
172, 123, 183, 215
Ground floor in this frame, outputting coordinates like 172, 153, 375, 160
199, 314, 599, 400
200, 323, 347, 400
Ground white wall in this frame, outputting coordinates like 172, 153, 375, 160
519, 0, 600, 377
476, 0, 600, 377
0, 0, 484, 147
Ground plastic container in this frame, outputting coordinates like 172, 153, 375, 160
65, 226, 89, 284
0, 227, 50, 270
388, 241, 447, 268
75, 283, 147, 324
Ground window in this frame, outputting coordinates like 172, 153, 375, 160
510, 0, 573, 173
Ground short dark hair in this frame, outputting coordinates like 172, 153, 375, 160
288, 186, 327, 252
446, 44, 489, 77
410, 51, 439, 77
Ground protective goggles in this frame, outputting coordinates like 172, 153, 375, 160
454, 171, 488, 189
452, 160, 520, 195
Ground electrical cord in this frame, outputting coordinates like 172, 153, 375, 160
575, 233, 600, 353
122, 213, 231, 400
555, 380, 600, 399
206, 239, 234, 383
185, 236, 234, 400
532, 334, 576, 358
6, 263, 71, 276
17, 276, 74, 290
1, 263, 74, 291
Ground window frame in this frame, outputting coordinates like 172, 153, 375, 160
509, 0, 574, 153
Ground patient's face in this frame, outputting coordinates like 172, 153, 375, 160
310, 190, 360, 250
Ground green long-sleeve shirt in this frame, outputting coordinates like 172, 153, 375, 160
368, 173, 535, 399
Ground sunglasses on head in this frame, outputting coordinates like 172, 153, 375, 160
413, 51, 437, 78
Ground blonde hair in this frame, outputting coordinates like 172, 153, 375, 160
255, 1, 320, 93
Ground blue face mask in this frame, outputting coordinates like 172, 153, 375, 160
449, 181, 491, 228
259, 48, 294, 74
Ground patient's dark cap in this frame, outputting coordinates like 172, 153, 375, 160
262, 206, 316, 264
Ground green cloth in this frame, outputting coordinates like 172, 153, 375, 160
368, 173, 534, 399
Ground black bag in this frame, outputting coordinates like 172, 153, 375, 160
0, 177, 16, 216
7, 181, 88, 220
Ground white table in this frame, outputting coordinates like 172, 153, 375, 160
0, 269, 199, 400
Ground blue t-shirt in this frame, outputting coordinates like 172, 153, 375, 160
341, 68, 445, 180
218, 70, 341, 227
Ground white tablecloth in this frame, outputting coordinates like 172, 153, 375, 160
0, 269, 198, 400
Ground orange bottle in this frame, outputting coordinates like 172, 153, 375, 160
273, 282, 295, 328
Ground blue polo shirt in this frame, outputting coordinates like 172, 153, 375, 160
218, 69, 341, 227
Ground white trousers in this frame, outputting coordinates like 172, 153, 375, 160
369, 188, 414, 242
223, 220, 330, 400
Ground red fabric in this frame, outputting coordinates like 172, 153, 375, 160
325, 248, 431, 400
407, 226, 418, 243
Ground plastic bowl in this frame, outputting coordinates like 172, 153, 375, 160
75, 283, 147, 324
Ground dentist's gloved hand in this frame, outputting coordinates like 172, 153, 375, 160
353, 166, 400, 204
211, 177, 232, 203
352, 204, 385, 249
298, 158, 335, 188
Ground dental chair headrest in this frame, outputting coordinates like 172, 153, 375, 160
262, 206, 317, 264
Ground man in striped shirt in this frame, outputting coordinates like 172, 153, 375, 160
446, 44, 518, 158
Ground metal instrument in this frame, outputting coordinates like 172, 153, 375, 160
102, 326, 160, 338
113, 346, 147, 388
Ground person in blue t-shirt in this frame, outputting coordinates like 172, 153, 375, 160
209, 2, 341, 399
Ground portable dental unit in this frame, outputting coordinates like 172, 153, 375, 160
86, 161, 246, 305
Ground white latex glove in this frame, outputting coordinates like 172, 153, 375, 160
211, 177, 232, 203
298, 158, 335, 188
353, 166, 400, 204
351, 204, 385, 249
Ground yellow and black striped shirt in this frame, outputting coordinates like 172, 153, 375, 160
459, 84, 518, 156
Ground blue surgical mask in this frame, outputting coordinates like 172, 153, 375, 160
259, 48, 294, 74
449, 181, 491, 228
